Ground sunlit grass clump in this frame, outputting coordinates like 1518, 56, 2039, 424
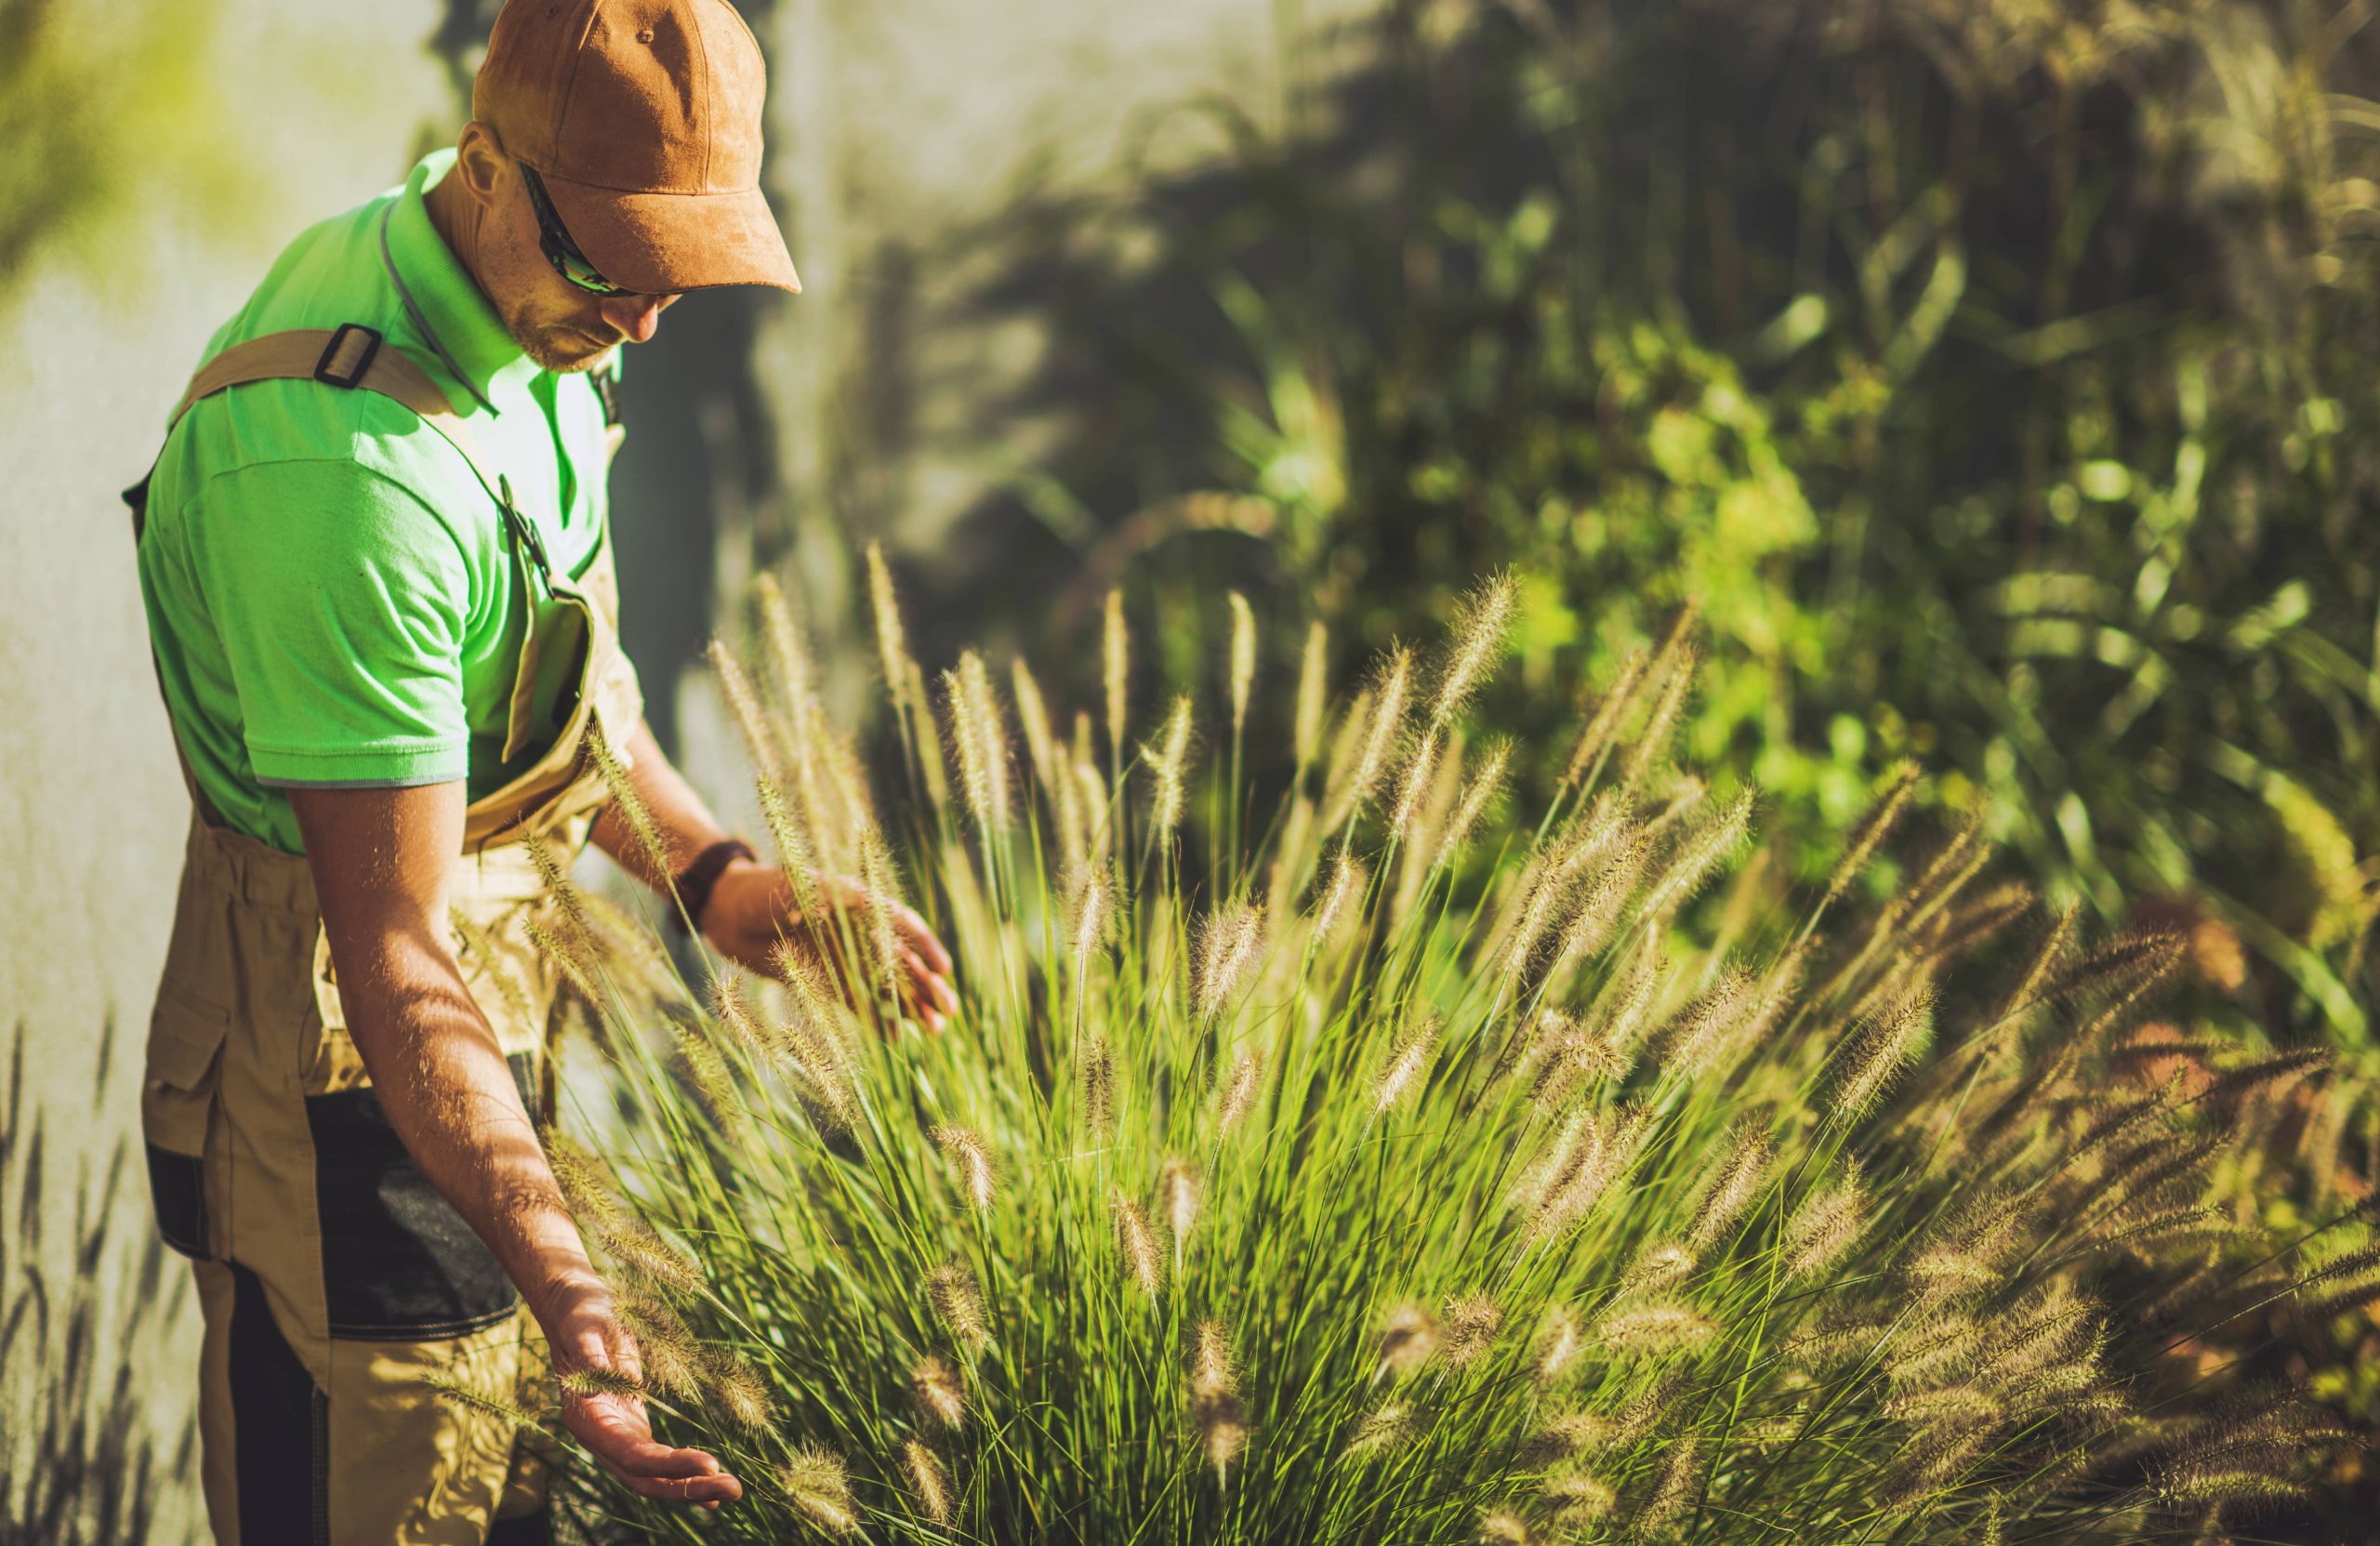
513, 562, 2357, 1544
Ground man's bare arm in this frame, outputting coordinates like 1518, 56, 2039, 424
288, 779, 740, 1507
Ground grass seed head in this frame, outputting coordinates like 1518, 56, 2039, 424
1377, 1302, 1440, 1377
1113, 1193, 1162, 1296
1884, 1383, 2004, 1434
596, 1215, 706, 1296
1189, 1317, 1249, 1481
1786, 1164, 1869, 1280
904, 657, 954, 809
780, 1444, 858, 1535
1478, 1510, 1537, 1545
1529, 1408, 1611, 1459
1655, 969, 1754, 1076
559, 1366, 643, 1400
944, 653, 1010, 835
618, 1294, 702, 1401
1828, 983, 1936, 1117
1160, 1156, 1200, 1246
1313, 848, 1371, 945
1228, 591, 1257, 737
1192, 1316, 1236, 1396
1294, 620, 1329, 766
1078, 1035, 1117, 1137
1622, 1242, 1699, 1295
1194, 902, 1267, 1019
1373, 1020, 1440, 1115
1619, 640, 1698, 790
1343, 1400, 1422, 1458
1560, 646, 1649, 792
708, 638, 786, 786
1390, 726, 1443, 841
1070, 865, 1111, 986
1144, 695, 1196, 837
857, 827, 907, 1006
1534, 1307, 1586, 1386
1532, 1103, 1653, 1239
927, 1263, 990, 1352
1197, 1394, 1250, 1484
1435, 740, 1510, 869
1823, 760, 1919, 912
1442, 1294, 1503, 1365
912, 1354, 966, 1430
1632, 1434, 1703, 1539
707, 974, 768, 1056
701, 1345, 776, 1434
1551, 839, 1652, 978
866, 541, 913, 713
1430, 572, 1517, 727
903, 1437, 953, 1526
933, 1126, 998, 1212
1595, 1302, 1716, 1355
1012, 655, 1063, 805
1218, 1050, 1264, 1134
1074, 760, 1110, 865
1638, 789, 1752, 919
1542, 1469, 1617, 1524
1103, 588, 1130, 760
1333, 646, 1413, 829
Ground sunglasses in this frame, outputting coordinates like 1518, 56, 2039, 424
518, 160, 636, 296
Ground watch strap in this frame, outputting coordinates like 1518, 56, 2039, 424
671, 837, 757, 937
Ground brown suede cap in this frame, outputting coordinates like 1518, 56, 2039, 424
473, 0, 800, 295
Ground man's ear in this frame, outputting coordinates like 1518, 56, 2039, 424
451, 122, 511, 206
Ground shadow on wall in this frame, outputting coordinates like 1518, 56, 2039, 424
0, 1024, 196, 1546
424, 0, 787, 756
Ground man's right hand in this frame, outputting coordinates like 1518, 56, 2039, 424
288, 780, 743, 1512
543, 1278, 744, 1507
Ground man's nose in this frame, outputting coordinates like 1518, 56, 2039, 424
598, 291, 678, 344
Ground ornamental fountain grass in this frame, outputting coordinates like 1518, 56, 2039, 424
478, 561, 2365, 1544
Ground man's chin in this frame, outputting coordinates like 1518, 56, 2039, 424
557, 341, 618, 376
520, 324, 619, 375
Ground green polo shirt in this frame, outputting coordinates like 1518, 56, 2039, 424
137, 148, 622, 854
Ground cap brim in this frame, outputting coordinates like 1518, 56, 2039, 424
541, 172, 801, 296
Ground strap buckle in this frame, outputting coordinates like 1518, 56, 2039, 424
312, 324, 383, 389
497, 475, 551, 579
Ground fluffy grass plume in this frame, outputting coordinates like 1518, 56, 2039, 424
540, 578, 2353, 1543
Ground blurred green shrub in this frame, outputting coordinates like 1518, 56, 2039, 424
943, 0, 2380, 1046
0, 0, 224, 312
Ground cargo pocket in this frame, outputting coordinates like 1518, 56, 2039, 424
141, 990, 229, 1259
303, 1053, 544, 1340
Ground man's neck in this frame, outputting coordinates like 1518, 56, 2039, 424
422, 173, 487, 300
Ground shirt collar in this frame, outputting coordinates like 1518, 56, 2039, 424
380, 147, 542, 415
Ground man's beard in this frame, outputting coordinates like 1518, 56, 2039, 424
506, 297, 614, 374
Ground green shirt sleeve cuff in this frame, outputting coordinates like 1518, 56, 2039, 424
248, 739, 468, 788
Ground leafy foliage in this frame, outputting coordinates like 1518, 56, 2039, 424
931, 0, 2380, 1044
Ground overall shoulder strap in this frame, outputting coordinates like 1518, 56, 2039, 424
169, 324, 510, 510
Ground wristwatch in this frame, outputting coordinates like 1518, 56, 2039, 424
670, 836, 758, 938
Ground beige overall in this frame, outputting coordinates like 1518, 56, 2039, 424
133, 324, 643, 1545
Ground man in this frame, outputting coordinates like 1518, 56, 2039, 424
128, 2, 957, 1540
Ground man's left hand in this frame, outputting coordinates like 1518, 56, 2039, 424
701, 860, 959, 1033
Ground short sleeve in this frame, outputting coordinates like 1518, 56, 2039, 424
191, 457, 471, 788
